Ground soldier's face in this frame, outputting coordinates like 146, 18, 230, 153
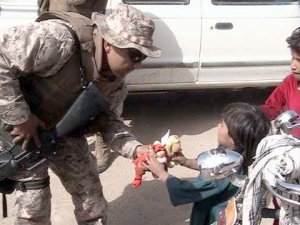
104, 42, 143, 78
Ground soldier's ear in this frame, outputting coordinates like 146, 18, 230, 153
103, 41, 111, 53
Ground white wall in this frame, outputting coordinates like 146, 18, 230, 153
0, 0, 38, 29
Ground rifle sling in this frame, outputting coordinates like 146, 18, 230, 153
2, 193, 7, 218
62, 24, 89, 89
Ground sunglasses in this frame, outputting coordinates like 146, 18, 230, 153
127, 48, 147, 63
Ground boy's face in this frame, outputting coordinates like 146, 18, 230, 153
291, 49, 300, 80
217, 120, 235, 149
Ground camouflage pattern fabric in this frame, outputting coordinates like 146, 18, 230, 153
67, 0, 87, 4
92, 4, 162, 58
39, 0, 108, 17
13, 137, 107, 225
0, 16, 142, 225
0, 19, 75, 125
0, 19, 140, 156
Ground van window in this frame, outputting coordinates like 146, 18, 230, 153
212, 0, 298, 5
122, 0, 189, 5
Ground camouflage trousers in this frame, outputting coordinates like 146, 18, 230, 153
12, 136, 108, 225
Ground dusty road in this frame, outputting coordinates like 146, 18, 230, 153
1, 87, 275, 225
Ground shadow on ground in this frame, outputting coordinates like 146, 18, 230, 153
124, 87, 274, 143
107, 179, 193, 225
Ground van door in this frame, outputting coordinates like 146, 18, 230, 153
110, 0, 202, 91
199, 0, 300, 87
0, 0, 37, 30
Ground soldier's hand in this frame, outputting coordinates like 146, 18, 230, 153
10, 114, 45, 150
142, 154, 169, 183
134, 145, 151, 159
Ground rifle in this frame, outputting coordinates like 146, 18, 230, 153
0, 82, 109, 181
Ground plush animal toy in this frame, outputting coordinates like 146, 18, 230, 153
132, 135, 182, 188
132, 143, 167, 188
165, 135, 182, 168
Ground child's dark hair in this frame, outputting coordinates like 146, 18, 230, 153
286, 27, 300, 55
221, 102, 271, 173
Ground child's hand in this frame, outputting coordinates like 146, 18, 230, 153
171, 152, 187, 166
142, 154, 169, 183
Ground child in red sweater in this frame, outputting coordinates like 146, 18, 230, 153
261, 27, 300, 139
260, 27, 300, 225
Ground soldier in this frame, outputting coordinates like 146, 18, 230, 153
0, 3, 161, 225
37, 0, 117, 173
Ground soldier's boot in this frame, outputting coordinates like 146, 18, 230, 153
94, 134, 111, 173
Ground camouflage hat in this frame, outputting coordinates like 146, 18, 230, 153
91, 3, 162, 58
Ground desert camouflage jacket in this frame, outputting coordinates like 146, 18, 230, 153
0, 19, 141, 158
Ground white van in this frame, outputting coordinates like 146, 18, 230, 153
0, 0, 299, 91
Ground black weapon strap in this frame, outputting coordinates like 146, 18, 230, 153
2, 193, 7, 217
63, 24, 89, 89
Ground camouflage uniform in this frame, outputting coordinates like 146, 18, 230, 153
37, 0, 113, 173
0, 4, 161, 224
14, 137, 108, 225
38, 0, 108, 16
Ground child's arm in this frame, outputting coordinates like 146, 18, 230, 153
142, 154, 169, 183
172, 152, 199, 170
143, 154, 237, 207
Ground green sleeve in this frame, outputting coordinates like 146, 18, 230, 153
166, 175, 233, 206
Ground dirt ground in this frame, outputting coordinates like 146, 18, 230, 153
0, 128, 273, 225
0, 89, 275, 225
0, 129, 210, 225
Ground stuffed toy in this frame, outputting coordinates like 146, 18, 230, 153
132, 135, 182, 188
164, 135, 182, 168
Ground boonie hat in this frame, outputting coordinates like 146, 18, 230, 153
91, 3, 162, 58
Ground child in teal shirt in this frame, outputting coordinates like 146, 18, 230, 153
143, 102, 271, 225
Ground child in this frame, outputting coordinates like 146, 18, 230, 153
142, 102, 271, 225
260, 27, 300, 225
261, 27, 300, 138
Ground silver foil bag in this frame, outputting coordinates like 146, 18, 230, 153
197, 146, 243, 180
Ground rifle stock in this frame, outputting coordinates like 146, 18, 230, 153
55, 82, 109, 137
